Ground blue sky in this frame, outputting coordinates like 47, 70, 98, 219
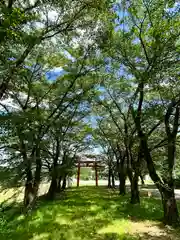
46, 67, 65, 81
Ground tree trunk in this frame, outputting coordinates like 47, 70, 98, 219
162, 188, 179, 225
119, 172, 126, 195
127, 168, 133, 185
24, 168, 34, 209
132, 88, 180, 225
47, 165, 58, 200
62, 176, 67, 190
108, 168, 112, 188
24, 182, 34, 210
117, 154, 126, 195
141, 137, 179, 225
140, 174, 145, 185
130, 172, 140, 204
47, 177, 57, 200
32, 146, 42, 205
47, 138, 60, 199
18, 135, 34, 210
128, 168, 140, 204
112, 174, 115, 188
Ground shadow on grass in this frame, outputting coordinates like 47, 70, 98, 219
0, 186, 179, 240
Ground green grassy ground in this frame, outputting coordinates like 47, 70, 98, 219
0, 186, 180, 240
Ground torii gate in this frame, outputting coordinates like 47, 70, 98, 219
75, 158, 103, 187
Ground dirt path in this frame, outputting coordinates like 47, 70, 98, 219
130, 221, 180, 240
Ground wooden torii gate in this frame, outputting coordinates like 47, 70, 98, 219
75, 159, 103, 187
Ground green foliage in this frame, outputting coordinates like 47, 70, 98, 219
0, 0, 114, 193
0, 0, 180, 226
79, 167, 94, 180
92, 0, 180, 186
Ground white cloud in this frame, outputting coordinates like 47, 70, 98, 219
48, 10, 59, 21
53, 67, 63, 72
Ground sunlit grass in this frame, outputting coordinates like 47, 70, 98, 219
1, 186, 180, 240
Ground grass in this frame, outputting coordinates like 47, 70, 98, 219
1, 186, 180, 240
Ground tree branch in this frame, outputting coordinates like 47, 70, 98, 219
172, 105, 180, 137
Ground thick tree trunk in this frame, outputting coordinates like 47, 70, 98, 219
127, 168, 133, 185
47, 138, 60, 199
47, 165, 58, 200
130, 172, 140, 204
47, 177, 57, 200
162, 188, 179, 225
112, 174, 115, 188
117, 153, 126, 195
141, 137, 179, 225
161, 105, 180, 225
119, 172, 126, 195
24, 182, 34, 209
127, 168, 140, 204
62, 176, 67, 190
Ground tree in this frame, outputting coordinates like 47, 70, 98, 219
0, 0, 113, 209
0, 0, 111, 99
92, 77, 144, 203
99, 0, 180, 224
0, 36, 108, 208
